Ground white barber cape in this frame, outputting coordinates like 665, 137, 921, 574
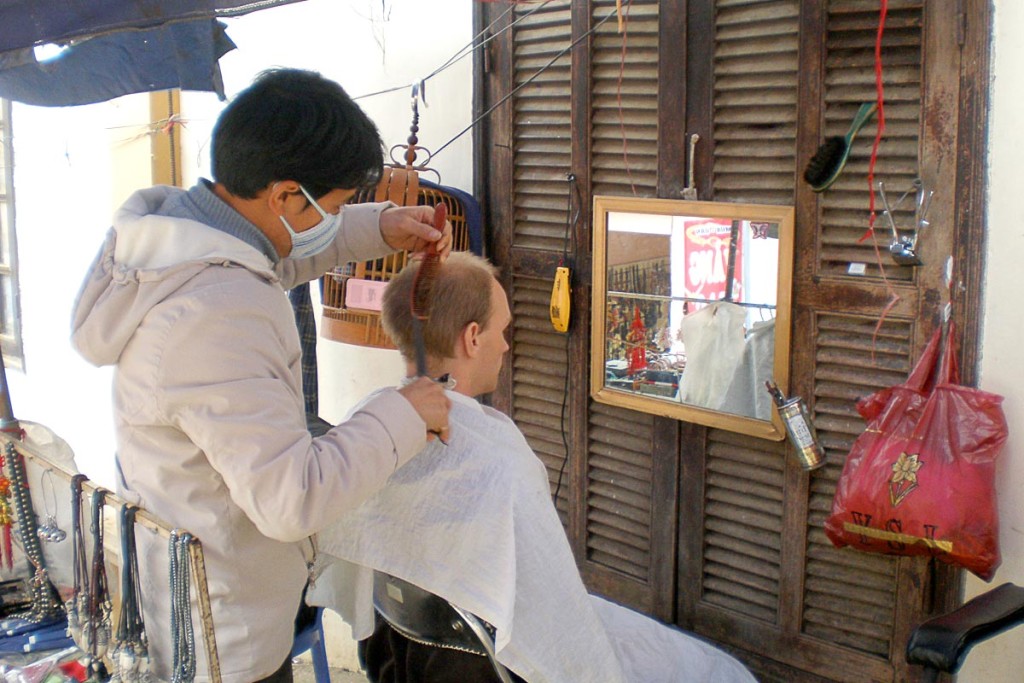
308, 390, 756, 683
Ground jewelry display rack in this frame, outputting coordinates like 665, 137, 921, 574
0, 432, 222, 682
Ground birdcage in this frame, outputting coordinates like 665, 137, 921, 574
320, 85, 483, 348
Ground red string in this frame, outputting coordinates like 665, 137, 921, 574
858, 0, 902, 362
859, 0, 888, 243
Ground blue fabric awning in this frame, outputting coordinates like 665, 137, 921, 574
0, 1, 303, 106
0, 20, 236, 106
0, 1, 302, 54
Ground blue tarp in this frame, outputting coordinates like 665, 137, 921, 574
0, 19, 236, 106
0, 1, 302, 54
0, 1, 303, 106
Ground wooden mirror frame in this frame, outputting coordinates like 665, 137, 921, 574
590, 195, 795, 440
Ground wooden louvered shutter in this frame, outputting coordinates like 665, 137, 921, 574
710, 0, 800, 205
677, 2, 975, 681
799, 2, 932, 667
792, 3, 967, 679
498, 0, 575, 531
479, 0, 988, 680
483, 0, 676, 618
678, 0, 807, 671
580, 0, 675, 617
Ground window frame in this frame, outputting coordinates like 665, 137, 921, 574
0, 97, 23, 368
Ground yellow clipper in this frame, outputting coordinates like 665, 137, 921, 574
549, 266, 571, 333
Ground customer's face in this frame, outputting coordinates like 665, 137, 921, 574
475, 279, 512, 394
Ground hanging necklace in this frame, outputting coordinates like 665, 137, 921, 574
67, 474, 89, 649
37, 468, 66, 543
169, 530, 196, 683
85, 488, 112, 682
111, 504, 153, 683
2, 441, 62, 623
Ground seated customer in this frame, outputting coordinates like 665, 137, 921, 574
308, 252, 756, 683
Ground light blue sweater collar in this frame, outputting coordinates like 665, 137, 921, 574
155, 179, 279, 263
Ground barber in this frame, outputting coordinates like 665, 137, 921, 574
70, 68, 451, 683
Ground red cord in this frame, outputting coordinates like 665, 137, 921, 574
862, 0, 902, 361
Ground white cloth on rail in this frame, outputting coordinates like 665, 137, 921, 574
677, 301, 748, 410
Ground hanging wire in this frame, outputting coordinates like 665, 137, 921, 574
552, 172, 582, 508
353, 0, 554, 101
857, 0, 902, 361
351, 1, 622, 166
431, 5, 620, 162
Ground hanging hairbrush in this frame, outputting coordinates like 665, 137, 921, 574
803, 102, 878, 192
409, 203, 447, 377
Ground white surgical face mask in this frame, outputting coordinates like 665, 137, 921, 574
280, 185, 342, 259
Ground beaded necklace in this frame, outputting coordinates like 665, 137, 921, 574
169, 530, 196, 683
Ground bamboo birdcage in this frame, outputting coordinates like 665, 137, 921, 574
321, 86, 481, 348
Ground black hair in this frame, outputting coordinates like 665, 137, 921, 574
211, 68, 384, 199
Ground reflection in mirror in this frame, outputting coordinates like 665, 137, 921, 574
591, 196, 794, 440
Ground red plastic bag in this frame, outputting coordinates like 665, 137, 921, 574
824, 322, 1007, 580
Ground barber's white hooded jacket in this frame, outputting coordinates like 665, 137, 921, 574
70, 184, 427, 683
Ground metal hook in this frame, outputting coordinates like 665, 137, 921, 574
681, 133, 699, 200
877, 181, 921, 266
877, 181, 900, 240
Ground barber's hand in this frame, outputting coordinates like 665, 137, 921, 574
398, 377, 452, 444
380, 205, 453, 259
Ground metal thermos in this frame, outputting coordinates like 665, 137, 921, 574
766, 381, 825, 471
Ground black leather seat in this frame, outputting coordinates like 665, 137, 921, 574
372, 572, 515, 683
906, 583, 1024, 681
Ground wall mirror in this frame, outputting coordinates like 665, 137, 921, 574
591, 196, 795, 440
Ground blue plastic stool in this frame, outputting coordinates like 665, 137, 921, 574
291, 606, 331, 683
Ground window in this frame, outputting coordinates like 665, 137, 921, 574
0, 98, 22, 367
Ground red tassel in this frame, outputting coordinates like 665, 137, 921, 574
0, 451, 11, 571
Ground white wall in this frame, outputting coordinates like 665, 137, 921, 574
958, 2, 1024, 681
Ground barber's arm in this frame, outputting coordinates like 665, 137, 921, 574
158, 283, 445, 542
276, 202, 452, 289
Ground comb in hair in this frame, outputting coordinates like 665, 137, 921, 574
409, 203, 447, 376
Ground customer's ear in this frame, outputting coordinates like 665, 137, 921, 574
459, 321, 482, 359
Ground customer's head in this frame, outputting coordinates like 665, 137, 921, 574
382, 251, 510, 396
211, 68, 384, 200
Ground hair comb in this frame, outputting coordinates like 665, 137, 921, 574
409, 203, 447, 376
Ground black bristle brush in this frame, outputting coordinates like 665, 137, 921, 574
803, 102, 878, 193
